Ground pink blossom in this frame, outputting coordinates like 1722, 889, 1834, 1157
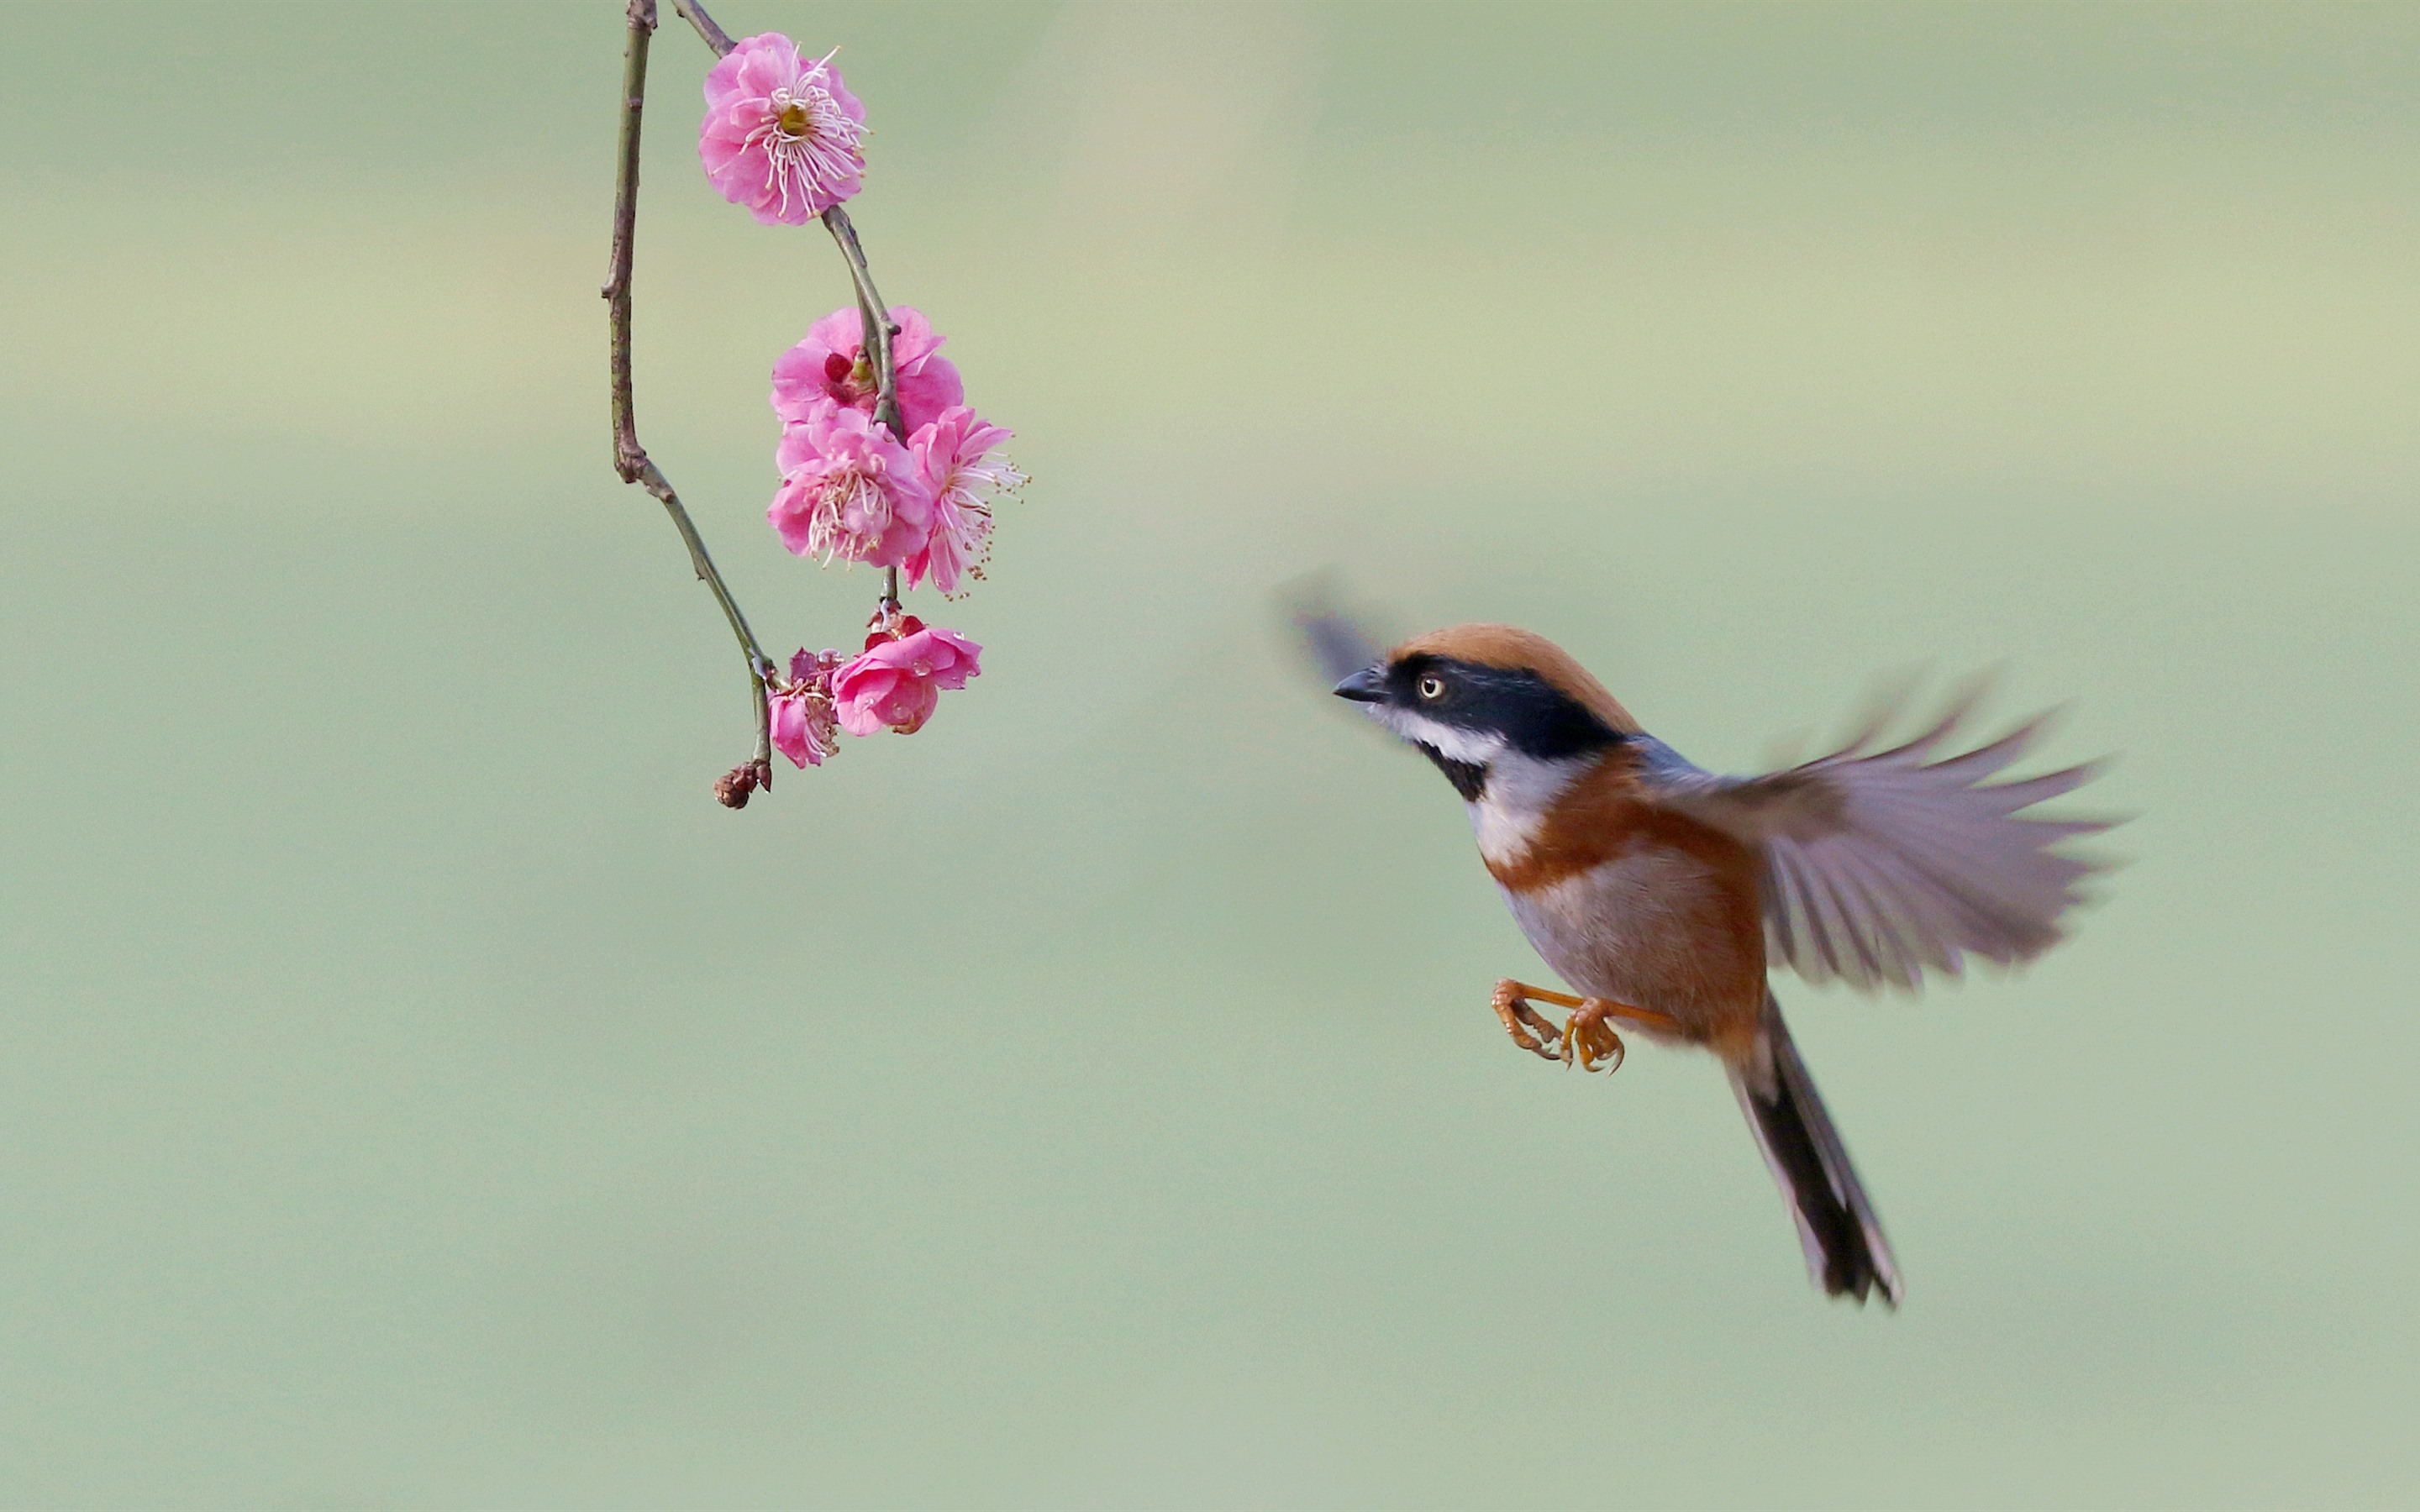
769, 648, 844, 768
905, 406, 1023, 596
768, 401, 934, 568
832, 624, 982, 737
770, 307, 963, 435
698, 34, 865, 226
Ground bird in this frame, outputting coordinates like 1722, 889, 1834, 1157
1318, 618, 2112, 1307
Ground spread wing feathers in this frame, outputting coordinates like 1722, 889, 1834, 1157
1635, 685, 2117, 992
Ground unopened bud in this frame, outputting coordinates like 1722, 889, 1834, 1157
713, 763, 760, 809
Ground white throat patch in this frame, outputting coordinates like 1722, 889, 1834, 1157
1369, 707, 1505, 767
1467, 748, 1591, 865
1360, 706, 1591, 867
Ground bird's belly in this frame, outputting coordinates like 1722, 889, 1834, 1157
1501, 850, 1760, 1042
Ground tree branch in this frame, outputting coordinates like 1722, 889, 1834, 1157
610, 0, 922, 797
604, 0, 774, 798
604, 0, 651, 477
822, 205, 907, 606
662, 2, 908, 613
672, 0, 736, 56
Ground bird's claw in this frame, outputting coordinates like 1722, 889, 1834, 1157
1557, 1007, 1627, 1074
1493, 980, 1637, 1072
1491, 980, 1564, 1062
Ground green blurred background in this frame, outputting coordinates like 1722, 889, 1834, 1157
4, 2, 2417, 1505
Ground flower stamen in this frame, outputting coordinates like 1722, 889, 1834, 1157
734, 55, 866, 218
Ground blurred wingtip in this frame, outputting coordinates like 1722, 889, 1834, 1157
1832, 661, 1933, 756
1276, 570, 1389, 687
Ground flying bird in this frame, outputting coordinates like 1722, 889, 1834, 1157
1313, 617, 2112, 1306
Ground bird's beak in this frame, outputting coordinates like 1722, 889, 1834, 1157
1333, 664, 1388, 703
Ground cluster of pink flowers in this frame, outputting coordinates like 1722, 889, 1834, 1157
769, 615, 983, 766
698, 34, 1019, 782
766, 307, 1022, 596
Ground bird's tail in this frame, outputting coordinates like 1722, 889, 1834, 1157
1727, 995, 1903, 1307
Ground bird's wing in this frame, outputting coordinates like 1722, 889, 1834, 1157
1632, 685, 2117, 992
1278, 576, 1390, 687
1293, 606, 1384, 685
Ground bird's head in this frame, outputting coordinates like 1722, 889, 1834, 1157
1331, 623, 1641, 801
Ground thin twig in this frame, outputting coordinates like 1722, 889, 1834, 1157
604, 0, 774, 791
819, 207, 905, 442
672, 0, 737, 56
667, 4, 903, 612
604, 0, 651, 477
821, 206, 907, 606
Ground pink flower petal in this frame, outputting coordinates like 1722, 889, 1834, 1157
829, 626, 980, 737
769, 306, 963, 433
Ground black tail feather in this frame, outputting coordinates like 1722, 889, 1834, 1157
1728, 996, 1903, 1307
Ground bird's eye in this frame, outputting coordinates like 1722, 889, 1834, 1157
1417, 675, 1446, 701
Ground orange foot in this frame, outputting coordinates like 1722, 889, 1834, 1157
1557, 1000, 1628, 1074
1490, 979, 1681, 1075
1491, 979, 1563, 1062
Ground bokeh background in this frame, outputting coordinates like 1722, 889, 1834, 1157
5, 2, 2417, 1505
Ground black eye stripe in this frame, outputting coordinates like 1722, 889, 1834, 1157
1386, 655, 1621, 762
